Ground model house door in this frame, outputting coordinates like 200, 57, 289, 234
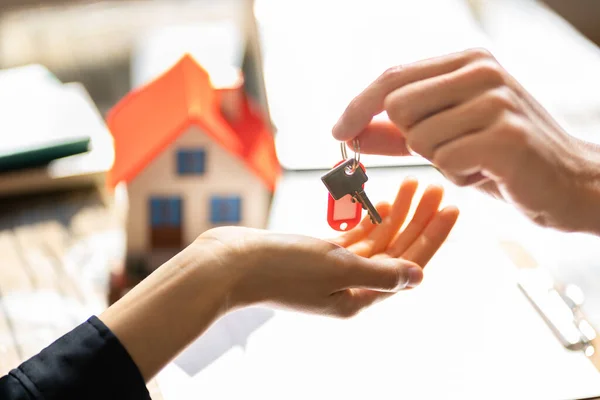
150, 196, 182, 249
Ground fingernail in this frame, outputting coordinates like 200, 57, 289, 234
406, 267, 423, 288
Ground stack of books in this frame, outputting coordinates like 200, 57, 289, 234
0, 64, 114, 196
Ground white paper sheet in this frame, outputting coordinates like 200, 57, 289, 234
0, 65, 89, 157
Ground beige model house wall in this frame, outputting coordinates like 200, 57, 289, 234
107, 55, 280, 271
125, 124, 270, 264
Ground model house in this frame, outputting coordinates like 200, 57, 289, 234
106, 54, 280, 268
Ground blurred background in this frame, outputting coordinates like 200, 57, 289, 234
0, 0, 597, 132
0, 0, 597, 116
1, 0, 600, 396
0, 0, 266, 115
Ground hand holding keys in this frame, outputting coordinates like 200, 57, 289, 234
321, 140, 382, 231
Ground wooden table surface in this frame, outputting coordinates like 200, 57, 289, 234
0, 185, 162, 398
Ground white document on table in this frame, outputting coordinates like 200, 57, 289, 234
157, 1, 600, 397
157, 167, 600, 399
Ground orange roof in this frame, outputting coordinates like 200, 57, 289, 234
105, 54, 280, 191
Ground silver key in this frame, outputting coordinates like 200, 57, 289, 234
321, 159, 367, 200
354, 188, 382, 224
321, 159, 382, 224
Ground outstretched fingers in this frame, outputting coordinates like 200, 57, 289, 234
347, 177, 419, 257
401, 206, 459, 267
329, 202, 392, 249
384, 184, 444, 258
335, 205, 459, 315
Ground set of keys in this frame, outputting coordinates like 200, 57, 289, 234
321, 140, 382, 231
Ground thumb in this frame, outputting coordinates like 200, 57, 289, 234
343, 255, 423, 292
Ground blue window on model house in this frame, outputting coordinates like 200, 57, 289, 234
177, 149, 205, 175
210, 196, 241, 224
150, 197, 181, 227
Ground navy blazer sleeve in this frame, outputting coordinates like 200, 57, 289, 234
0, 316, 150, 400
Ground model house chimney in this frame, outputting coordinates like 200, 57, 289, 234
210, 65, 244, 123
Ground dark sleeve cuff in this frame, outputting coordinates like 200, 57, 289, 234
8, 316, 150, 400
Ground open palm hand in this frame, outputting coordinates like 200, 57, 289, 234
200, 177, 458, 317
328, 177, 459, 306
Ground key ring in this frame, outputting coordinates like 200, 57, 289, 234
340, 138, 360, 173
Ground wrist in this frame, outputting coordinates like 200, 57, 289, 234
100, 237, 240, 381
194, 227, 264, 309
189, 232, 251, 310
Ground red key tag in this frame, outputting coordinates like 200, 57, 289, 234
325, 160, 365, 231
327, 192, 362, 231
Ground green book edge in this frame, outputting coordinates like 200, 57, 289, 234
0, 138, 91, 173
